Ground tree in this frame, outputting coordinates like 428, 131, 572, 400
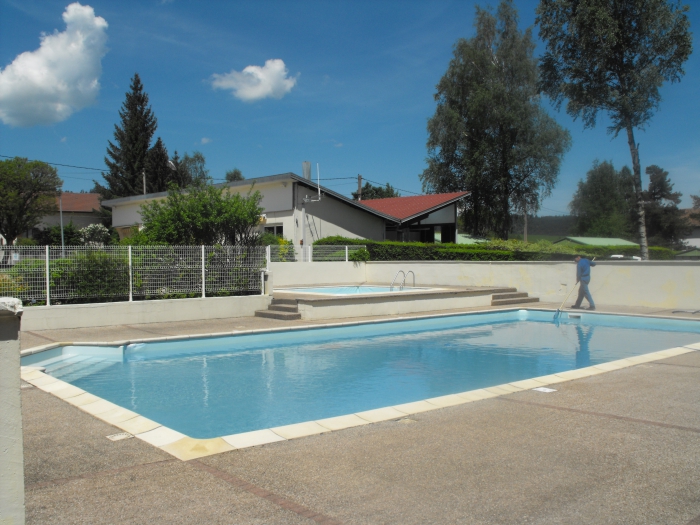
0, 157, 62, 242
180, 151, 210, 185
421, 0, 571, 239
95, 73, 158, 199
138, 182, 263, 245
569, 160, 637, 238
34, 222, 82, 246
352, 182, 400, 200
537, 0, 693, 258
225, 168, 244, 182
642, 165, 691, 248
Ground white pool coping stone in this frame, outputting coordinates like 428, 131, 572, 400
19, 308, 700, 461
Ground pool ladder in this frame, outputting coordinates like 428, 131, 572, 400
390, 270, 415, 291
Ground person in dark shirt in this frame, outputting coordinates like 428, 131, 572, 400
571, 255, 596, 311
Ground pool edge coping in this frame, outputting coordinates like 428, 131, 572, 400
20, 307, 700, 462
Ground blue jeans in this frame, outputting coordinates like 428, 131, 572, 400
574, 280, 595, 309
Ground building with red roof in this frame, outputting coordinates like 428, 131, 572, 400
31, 193, 103, 236
359, 192, 468, 242
104, 173, 467, 243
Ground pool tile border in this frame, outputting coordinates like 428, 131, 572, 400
19, 310, 700, 462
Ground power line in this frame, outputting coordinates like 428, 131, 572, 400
0, 154, 103, 171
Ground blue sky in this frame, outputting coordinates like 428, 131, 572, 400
1, 0, 698, 216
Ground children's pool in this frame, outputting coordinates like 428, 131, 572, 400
22, 310, 700, 438
277, 285, 441, 295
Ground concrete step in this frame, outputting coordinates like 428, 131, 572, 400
255, 309, 302, 320
491, 297, 540, 306
271, 298, 298, 306
268, 304, 299, 313
492, 292, 529, 300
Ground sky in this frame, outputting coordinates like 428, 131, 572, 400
1, 0, 698, 216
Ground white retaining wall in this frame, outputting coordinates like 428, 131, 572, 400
269, 261, 366, 287
20, 295, 271, 332
365, 261, 700, 310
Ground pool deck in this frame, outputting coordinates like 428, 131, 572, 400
20, 303, 700, 524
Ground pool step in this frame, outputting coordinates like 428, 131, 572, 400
255, 298, 301, 320
491, 291, 540, 306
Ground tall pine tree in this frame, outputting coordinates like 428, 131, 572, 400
95, 73, 158, 199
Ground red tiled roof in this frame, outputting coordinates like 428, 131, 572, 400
359, 191, 468, 221
56, 193, 101, 213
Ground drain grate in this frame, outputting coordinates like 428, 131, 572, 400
106, 432, 134, 441
532, 387, 557, 393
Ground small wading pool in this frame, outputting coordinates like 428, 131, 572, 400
22, 310, 700, 440
276, 285, 442, 295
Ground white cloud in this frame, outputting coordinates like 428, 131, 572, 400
60, 136, 67, 142
334, 142, 343, 148
201, 137, 211, 144
0, 3, 108, 127
211, 59, 297, 102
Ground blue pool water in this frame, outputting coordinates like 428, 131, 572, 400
279, 285, 436, 294
23, 310, 700, 438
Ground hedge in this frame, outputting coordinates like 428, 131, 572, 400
313, 236, 676, 261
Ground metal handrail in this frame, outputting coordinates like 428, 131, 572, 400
390, 270, 405, 291
401, 270, 415, 290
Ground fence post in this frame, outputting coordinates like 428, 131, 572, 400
309, 246, 312, 263
345, 246, 348, 262
45, 246, 50, 306
266, 245, 270, 271
128, 246, 133, 302
260, 270, 264, 295
201, 246, 206, 298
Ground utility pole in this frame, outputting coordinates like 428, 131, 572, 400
357, 174, 362, 201
143, 169, 146, 195
523, 201, 528, 243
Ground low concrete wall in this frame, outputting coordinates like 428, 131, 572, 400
270, 261, 367, 287
296, 291, 495, 320
21, 295, 271, 332
366, 261, 700, 310
0, 298, 25, 525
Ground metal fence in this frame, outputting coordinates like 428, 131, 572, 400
267, 245, 366, 262
0, 245, 266, 305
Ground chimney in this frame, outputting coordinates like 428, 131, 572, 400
302, 161, 311, 180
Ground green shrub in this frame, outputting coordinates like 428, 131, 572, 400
313, 236, 676, 261
349, 248, 370, 262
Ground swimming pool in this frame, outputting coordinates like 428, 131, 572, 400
277, 285, 441, 295
22, 310, 700, 439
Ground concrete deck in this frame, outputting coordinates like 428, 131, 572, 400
20, 303, 700, 524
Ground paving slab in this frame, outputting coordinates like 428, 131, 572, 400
21, 387, 170, 486
19, 305, 700, 524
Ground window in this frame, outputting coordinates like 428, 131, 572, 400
264, 225, 284, 237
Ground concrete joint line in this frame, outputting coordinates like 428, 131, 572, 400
499, 398, 700, 435
24, 330, 58, 343
651, 362, 700, 369
25, 458, 177, 490
187, 460, 342, 524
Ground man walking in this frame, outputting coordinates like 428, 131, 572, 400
571, 255, 596, 311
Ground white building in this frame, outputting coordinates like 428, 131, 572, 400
102, 172, 468, 244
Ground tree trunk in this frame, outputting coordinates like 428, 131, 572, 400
625, 125, 649, 260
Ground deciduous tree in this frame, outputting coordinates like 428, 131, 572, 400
225, 168, 244, 182
0, 157, 62, 242
642, 165, 691, 248
138, 182, 263, 245
537, 0, 692, 258
569, 160, 637, 238
421, 0, 571, 239
352, 182, 400, 200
